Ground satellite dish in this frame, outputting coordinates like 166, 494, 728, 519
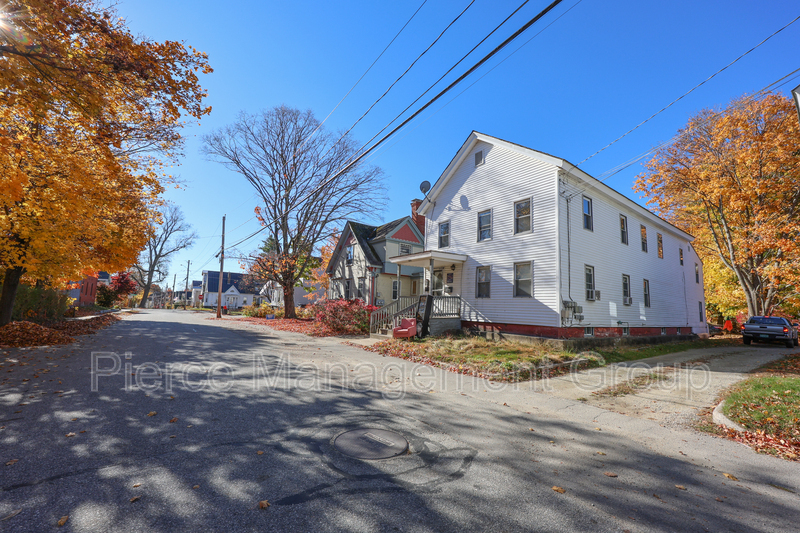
419, 181, 431, 195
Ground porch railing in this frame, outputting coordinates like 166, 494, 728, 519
431, 295, 461, 317
369, 296, 414, 333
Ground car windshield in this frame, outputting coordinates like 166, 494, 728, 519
748, 317, 786, 325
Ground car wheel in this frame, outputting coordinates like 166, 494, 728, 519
743, 337, 751, 345
794, 337, 798, 347
786, 339, 794, 349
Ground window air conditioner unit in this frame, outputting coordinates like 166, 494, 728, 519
574, 314, 585, 322
586, 290, 596, 301
623, 296, 633, 306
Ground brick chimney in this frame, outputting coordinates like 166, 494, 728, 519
410, 198, 425, 236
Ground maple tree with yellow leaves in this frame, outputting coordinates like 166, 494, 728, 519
0, 0, 212, 325
635, 93, 800, 317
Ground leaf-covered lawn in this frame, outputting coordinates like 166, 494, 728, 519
352, 337, 601, 382
235, 317, 362, 337
719, 354, 800, 461
0, 314, 121, 348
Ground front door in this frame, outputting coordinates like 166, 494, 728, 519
432, 269, 444, 296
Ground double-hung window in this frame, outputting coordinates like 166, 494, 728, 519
582, 196, 593, 231
357, 278, 364, 299
399, 243, 411, 255
515, 199, 532, 234
640, 225, 648, 252
345, 280, 351, 299
346, 245, 353, 265
622, 274, 631, 303
680, 248, 684, 265
514, 262, 532, 297
476, 266, 491, 298
699, 301, 704, 322
657, 233, 663, 259
695, 263, 700, 284
585, 265, 595, 300
438, 222, 450, 248
392, 280, 400, 300
478, 210, 492, 241
620, 215, 628, 245
643, 279, 651, 308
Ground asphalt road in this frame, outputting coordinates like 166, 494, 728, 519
1, 310, 799, 532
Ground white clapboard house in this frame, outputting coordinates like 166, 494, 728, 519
388, 131, 708, 339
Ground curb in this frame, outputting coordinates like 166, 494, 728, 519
712, 400, 746, 432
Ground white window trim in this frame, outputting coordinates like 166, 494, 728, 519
643, 279, 651, 308
438, 220, 451, 249
584, 327, 594, 337
640, 225, 648, 253
513, 261, 533, 298
657, 233, 663, 259
620, 214, 628, 245
514, 197, 533, 235
477, 208, 492, 242
392, 280, 401, 300
622, 274, 631, 300
346, 244, 354, 265
582, 196, 593, 231
476, 265, 491, 299
475, 150, 485, 167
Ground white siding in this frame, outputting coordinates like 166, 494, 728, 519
424, 141, 561, 327
558, 173, 706, 332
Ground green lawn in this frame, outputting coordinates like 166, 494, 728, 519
724, 376, 800, 437
595, 337, 741, 364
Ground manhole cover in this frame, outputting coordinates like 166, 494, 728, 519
333, 428, 408, 460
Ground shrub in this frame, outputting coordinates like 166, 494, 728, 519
274, 307, 285, 319
8, 283, 72, 323
312, 299, 378, 335
96, 284, 117, 307
241, 304, 257, 317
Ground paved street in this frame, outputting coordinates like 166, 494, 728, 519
2, 310, 799, 532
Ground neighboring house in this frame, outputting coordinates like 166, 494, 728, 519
67, 276, 98, 306
258, 279, 325, 308
201, 271, 256, 309
97, 271, 111, 286
326, 203, 426, 307
390, 131, 707, 338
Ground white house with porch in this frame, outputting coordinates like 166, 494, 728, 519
385, 131, 707, 340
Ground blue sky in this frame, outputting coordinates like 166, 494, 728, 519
112, 0, 800, 290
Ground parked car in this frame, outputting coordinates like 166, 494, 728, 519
742, 316, 799, 348
708, 325, 724, 337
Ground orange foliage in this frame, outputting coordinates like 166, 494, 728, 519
635, 93, 800, 316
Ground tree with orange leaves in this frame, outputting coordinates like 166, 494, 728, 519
635, 93, 800, 316
0, 0, 212, 325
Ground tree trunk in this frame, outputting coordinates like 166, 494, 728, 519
138, 270, 155, 308
283, 283, 296, 318
0, 267, 25, 326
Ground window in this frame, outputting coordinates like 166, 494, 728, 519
661, 327, 666, 335
622, 274, 631, 301
695, 263, 700, 284
622, 326, 630, 336
677, 327, 682, 335
475, 150, 484, 166
478, 210, 492, 241
438, 221, 450, 248
584, 327, 594, 337
699, 301, 704, 322
620, 215, 628, 244
515, 199, 532, 234
392, 280, 400, 300
582, 196, 593, 231
643, 279, 651, 308
585, 265, 595, 300
680, 248, 684, 265
345, 280, 351, 299
399, 243, 411, 255
657, 233, 663, 259
640, 225, 648, 252
514, 262, 532, 297
357, 279, 364, 299
346, 245, 353, 265
476, 266, 491, 298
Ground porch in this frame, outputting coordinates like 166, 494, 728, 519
369, 295, 463, 337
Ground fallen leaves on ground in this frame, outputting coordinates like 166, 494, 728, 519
147, 412, 156, 417
5, 459, 18, 466
723, 473, 738, 481
675, 485, 687, 490
169, 418, 178, 423
57, 515, 69, 526
65, 432, 76, 438
0, 315, 120, 348
130, 496, 140, 503
722, 426, 800, 461
552, 486, 566, 494
604, 472, 618, 477
236, 317, 345, 337
258, 500, 271, 509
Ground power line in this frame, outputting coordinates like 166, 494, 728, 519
223, 0, 568, 253
577, 13, 800, 167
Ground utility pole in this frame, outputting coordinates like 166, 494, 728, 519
216, 215, 226, 318
172, 274, 176, 308
184, 260, 190, 310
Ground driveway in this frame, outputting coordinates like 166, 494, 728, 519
1, 310, 799, 532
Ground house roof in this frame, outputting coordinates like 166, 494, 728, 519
348, 221, 382, 266
419, 131, 694, 241
203, 271, 247, 294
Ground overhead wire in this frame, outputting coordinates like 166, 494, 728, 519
222, 0, 568, 254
